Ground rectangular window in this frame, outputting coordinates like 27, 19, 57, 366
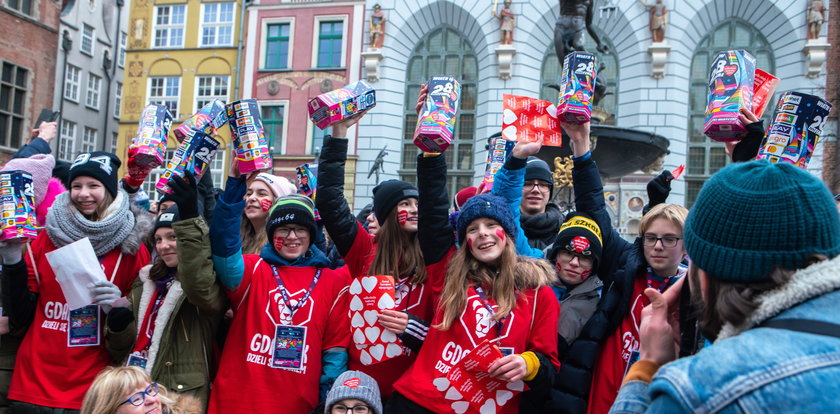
59, 119, 76, 161
316, 21, 343, 68
261, 105, 284, 152
81, 24, 95, 56
111, 132, 119, 153
144, 149, 176, 200
85, 73, 101, 109
148, 77, 180, 118
265, 23, 291, 69
64, 65, 81, 102
200, 3, 234, 47
195, 75, 229, 111
118, 31, 127, 68
209, 145, 226, 188
5, 0, 33, 15
311, 121, 328, 154
0, 61, 28, 149
114, 83, 122, 119
153, 5, 186, 48
82, 127, 96, 153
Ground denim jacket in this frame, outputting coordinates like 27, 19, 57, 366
610, 255, 840, 413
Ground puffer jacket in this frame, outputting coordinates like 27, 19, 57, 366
611, 255, 840, 413
107, 217, 226, 408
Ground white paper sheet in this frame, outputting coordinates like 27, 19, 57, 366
45, 238, 107, 310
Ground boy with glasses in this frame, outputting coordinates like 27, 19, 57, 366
324, 371, 381, 414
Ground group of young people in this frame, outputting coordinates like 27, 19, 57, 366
0, 84, 837, 414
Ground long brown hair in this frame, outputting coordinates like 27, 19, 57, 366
693, 255, 826, 341
240, 213, 268, 255
435, 236, 555, 331
369, 211, 427, 284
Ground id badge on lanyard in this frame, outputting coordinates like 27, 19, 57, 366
474, 286, 508, 339
268, 265, 321, 370
127, 352, 148, 368
68, 305, 100, 347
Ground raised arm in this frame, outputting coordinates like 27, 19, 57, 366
491, 139, 545, 258
209, 156, 248, 290
416, 151, 453, 265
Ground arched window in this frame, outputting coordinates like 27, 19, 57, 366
401, 27, 477, 199
686, 19, 774, 206
540, 35, 618, 124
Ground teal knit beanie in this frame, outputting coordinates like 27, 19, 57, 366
684, 160, 840, 283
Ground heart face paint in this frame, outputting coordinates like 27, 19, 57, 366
273, 237, 285, 252
397, 210, 409, 226
260, 198, 272, 212
495, 229, 506, 242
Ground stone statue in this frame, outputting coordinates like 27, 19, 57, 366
368, 146, 388, 184
555, 0, 608, 60
638, 0, 667, 43
806, 0, 826, 40
492, 0, 516, 45
369, 4, 386, 49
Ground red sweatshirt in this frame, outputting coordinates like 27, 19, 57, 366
588, 276, 647, 414
394, 261, 559, 414
208, 255, 350, 414
343, 223, 446, 397
9, 232, 149, 409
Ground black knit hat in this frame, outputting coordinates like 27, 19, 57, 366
68, 151, 121, 198
372, 180, 418, 226
154, 205, 180, 232
525, 156, 554, 197
547, 211, 603, 271
266, 194, 318, 239
456, 193, 517, 245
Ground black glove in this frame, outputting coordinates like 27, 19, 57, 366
646, 170, 673, 208
732, 120, 765, 162
107, 307, 134, 332
167, 172, 199, 220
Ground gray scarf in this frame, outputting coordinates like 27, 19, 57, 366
46, 191, 139, 257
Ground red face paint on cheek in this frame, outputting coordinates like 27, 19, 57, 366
260, 198, 272, 212
579, 269, 592, 281
495, 229, 506, 241
273, 237, 285, 251
466, 237, 473, 249
397, 210, 408, 226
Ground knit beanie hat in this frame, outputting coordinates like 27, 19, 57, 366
265, 193, 318, 239
325, 371, 382, 414
372, 180, 418, 225
68, 151, 121, 198
254, 172, 297, 199
525, 156, 554, 197
684, 160, 840, 283
53, 160, 71, 189
2, 154, 55, 206
547, 212, 603, 270
154, 205, 180, 232
454, 186, 478, 211
457, 193, 517, 244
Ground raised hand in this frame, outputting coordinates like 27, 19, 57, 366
511, 136, 544, 159
560, 121, 591, 157
167, 172, 199, 220
639, 276, 684, 366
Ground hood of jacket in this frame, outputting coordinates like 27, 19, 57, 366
716, 254, 840, 341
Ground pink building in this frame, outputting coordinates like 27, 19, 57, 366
241, 0, 365, 186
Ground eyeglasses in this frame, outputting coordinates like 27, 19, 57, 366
276, 227, 308, 238
524, 181, 551, 192
332, 404, 370, 414
643, 235, 681, 248
557, 250, 594, 267
120, 383, 159, 407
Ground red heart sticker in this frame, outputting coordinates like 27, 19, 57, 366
723, 65, 738, 76
572, 236, 590, 253
260, 198, 272, 212
397, 210, 409, 226
343, 378, 361, 388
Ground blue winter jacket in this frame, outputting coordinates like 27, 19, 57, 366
491, 155, 545, 258
610, 255, 840, 413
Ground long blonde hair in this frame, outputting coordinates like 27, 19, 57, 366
369, 210, 427, 284
81, 366, 173, 414
435, 235, 555, 330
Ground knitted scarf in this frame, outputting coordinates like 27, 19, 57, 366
46, 190, 137, 257
520, 203, 564, 249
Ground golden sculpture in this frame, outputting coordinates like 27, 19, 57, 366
369, 4, 386, 49
554, 156, 574, 188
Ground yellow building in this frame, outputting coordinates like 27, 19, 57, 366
118, 0, 243, 198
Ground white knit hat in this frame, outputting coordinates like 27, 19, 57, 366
253, 173, 297, 199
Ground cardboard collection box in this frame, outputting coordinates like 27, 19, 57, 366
413, 76, 461, 153
308, 81, 376, 130
556, 52, 598, 124
174, 100, 228, 142
155, 132, 222, 194
0, 171, 37, 240
756, 92, 833, 169
226, 99, 272, 175
128, 105, 173, 167
703, 50, 756, 142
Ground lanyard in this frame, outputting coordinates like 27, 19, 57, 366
269, 265, 321, 317
474, 285, 507, 338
